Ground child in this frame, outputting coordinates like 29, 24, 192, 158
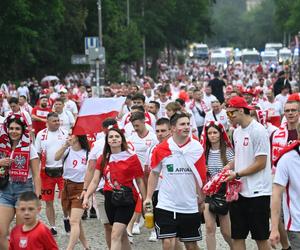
9, 191, 58, 250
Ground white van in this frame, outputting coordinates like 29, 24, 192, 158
261, 50, 278, 65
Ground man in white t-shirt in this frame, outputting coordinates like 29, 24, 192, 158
157, 86, 171, 118
225, 96, 272, 250
144, 112, 206, 250
53, 98, 75, 132
270, 125, 300, 249
17, 82, 30, 101
203, 85, 217, 110
35, 112, 68, 235
59, 88, 78, 117
204, 100, 229, 130
275, 86, 290, 112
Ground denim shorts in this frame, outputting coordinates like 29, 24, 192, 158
0, 179, 34, 208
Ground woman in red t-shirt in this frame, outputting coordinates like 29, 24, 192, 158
83, 128, 146, 250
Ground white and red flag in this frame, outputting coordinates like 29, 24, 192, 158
72, 97, 126, 135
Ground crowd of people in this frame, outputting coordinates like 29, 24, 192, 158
0, 60, 299, 250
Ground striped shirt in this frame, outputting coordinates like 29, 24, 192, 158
207, 148, 234, 178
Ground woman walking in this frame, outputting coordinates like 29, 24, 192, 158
201, 121, 233, 250
0, 114, 41, 250
83, 128, 146, 250
55, 133, 90, 250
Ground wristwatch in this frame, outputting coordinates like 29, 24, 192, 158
235, 172, 241, 180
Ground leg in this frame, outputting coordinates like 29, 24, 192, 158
111, 222, 127, 250
232, 239, 246, 250
183, 241, 199, 250
66, 208, 84, 250
218, 214, 232, 249
255, 240, 271, 250
203, 204, 217, 250
104, 223, 112, 249
121, 229, 131, 250
78, 222, 89, 249
175, 239, 184, 250
162, 238, 176, 250
45, 201, 55, 226
0, 206, 15, 250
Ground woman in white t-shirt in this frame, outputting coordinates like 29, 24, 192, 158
201, 121, 234, 250
55, 134, 90, 250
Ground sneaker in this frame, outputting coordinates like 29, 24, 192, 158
127, 231, 134, 244
82, 209, 88, 220
89, 207, 97, 219
148, 230, 157, 242
132, 222, 140, 235
50, 227, 57, 236
63, 219, 71, 233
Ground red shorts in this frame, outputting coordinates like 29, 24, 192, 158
41, 172, 64, 201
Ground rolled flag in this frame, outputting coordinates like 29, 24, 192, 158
72, 97, 126, 135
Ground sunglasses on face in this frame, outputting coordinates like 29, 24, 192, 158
226, 110, 239, 118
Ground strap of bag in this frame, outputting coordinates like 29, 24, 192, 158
212, 111, 218, 121
62, 148, 71, 166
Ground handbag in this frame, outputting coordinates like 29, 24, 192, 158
45, 167, 63, 178
111, 185, 135, 207
208, 193, 229, 215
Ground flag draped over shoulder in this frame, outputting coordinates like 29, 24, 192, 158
72, 97, 126, 135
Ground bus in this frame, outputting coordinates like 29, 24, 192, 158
188, 43, 209, 60
241, 49, 260, 65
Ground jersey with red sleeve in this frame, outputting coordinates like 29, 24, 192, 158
31, 106, 52, 135
9, 221, 58, 250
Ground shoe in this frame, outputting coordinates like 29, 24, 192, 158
89, 207, 97, 219
50, 227, 57, 236
132, 222, 140, 235
148, 230, 157, 242
63, 219, 71, 233
82, 210, 88, 220
127, 231, 134, 244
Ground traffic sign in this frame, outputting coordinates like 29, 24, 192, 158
85, 37, 100, 55
71, 55, 89, 65
88, 47, 106, 65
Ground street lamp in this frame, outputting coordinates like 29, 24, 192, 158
298, 31, 300, 89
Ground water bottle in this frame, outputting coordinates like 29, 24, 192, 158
144, 202, 154, 229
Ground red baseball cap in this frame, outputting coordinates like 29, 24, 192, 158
227, 96, 254, 110
288, 93, 300, 102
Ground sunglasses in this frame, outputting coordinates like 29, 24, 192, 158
226, 110, 239, 118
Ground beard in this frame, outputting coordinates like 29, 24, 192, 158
41, 103, 47, 108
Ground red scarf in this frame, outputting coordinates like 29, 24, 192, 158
0, 114, 31, 182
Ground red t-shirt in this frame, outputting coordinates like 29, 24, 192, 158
31, 106, 52, 135
9, 221, 58, 250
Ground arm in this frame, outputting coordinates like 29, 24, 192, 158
31, 158, 41, 198
82, 169, 101, 208
54, 143, 69, 161
143, 170, 159, 206
269, 183, 285, 248
31, 114, 46, 122
135, 177, 146, 201
80, 159, 96, 199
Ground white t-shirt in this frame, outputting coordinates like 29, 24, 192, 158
64, 99, 78, 115
89, 138, 105, 161
35, 128, 68, 168
63, 148, 88, 182
203, 94, 217, 110
28, 145, 39, 179
58, 111, 75, 132
190, 102, 205, 127
204, 109, 229, 130
5, 110, 32, 126
262, 100, 283, 116
17, 86, 29, 97
275, 94, 288, 111
233, 120, 272, 198
157, 99, 171, 118
124, 123, 154, 138
274, 148, 300, 231
129, 131, 158, 167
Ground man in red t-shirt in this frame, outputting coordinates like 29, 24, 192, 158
31, 96, 52, 135
9, 191, 58, 250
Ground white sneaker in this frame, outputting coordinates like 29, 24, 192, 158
148, 230, 158, 242
132, 222, 141, 235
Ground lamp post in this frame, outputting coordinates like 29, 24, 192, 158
298, 31, 300, 90
97, 0, 103, 96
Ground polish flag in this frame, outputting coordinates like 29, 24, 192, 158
72, 97, 126, 135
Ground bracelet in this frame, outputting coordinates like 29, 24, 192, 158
83, 188, 87, 191
235, 172, 241, 180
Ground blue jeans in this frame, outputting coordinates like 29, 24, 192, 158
0, 179, 33, 208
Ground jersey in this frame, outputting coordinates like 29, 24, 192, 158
35, 128, 68, 168
64, 99, 78, 115
31, 107, 52, 135
9, 221, 58, 250
233, 120, 272, 198
58, 110, 75, 132
63, 148, 88, 182
129, 130, 158, 167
